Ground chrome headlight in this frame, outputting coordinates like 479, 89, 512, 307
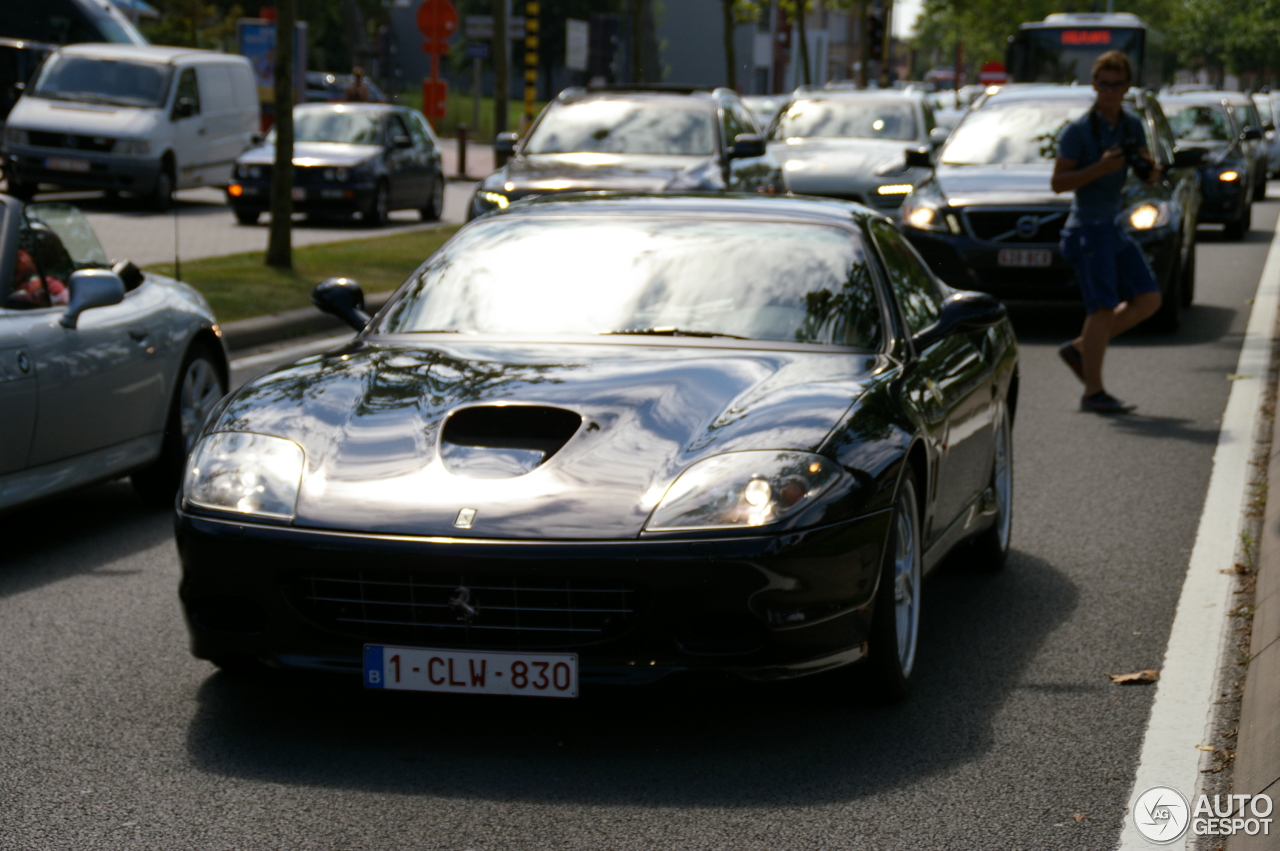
476, 190, 511, 210
3, 126, 29, 146
1126, 202, 1170, 230
901, 196, 947, 232
183, 432, 305, 521
115, 138, 150, 156
645, 451, 843, 532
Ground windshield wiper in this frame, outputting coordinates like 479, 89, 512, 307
599, 327, 749, 339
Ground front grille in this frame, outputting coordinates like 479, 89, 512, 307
28, 131, 115, 153
964, 208, 1067, 244
285, 569, 643, 648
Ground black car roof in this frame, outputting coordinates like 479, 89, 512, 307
478, 192, 883, 227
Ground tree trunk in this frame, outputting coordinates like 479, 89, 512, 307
722, 0, 736, 90
266, 0, 295, 269
493, 0, 508, 137
796, 4, 811, 87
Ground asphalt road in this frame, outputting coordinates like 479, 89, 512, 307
1, 198, 1276, 850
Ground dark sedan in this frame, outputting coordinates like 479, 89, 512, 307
1161, 93, 1258, 238
227, 103, 445, 226
176, 193, 1018, 702
900, 85, 1202, 332
467, 87, 784, 219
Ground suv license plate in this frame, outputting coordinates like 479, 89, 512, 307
364, 644, 578, 698
46, 157, 90, 172
998, 248, 1052, 267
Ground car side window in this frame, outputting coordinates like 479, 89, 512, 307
405, 111, 435, 152
721, 105, 749, 150
387, 113, 411, 145
869, 219, 945, 336
732, 102, 760, 136
173, 67, 200, 117
1146, 103, 1176, 164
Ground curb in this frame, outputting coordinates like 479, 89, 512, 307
218, 291, 394, 352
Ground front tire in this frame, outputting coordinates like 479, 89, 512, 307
233, 207, 259, 225
150, 164, 174, 212
420, 174, 445, 221
131, 341, 226, 504
363, 181, 389, 227
860, 470, 923, 703
968, 403, 1013, 571
1224, 202, 1251, 241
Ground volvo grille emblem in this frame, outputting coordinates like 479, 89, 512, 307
449, 586, 479, 624
1016, 215, 1041, 238
454, 508, 477, 528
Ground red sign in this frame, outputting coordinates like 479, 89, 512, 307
422, 79, 448, 123
416, 0, 457, 54
1060, 29, 1112, 46
978, 61, 1008, 85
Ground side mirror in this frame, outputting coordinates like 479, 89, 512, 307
728, 133, 766, 159
1242, 127, 1263, 142
913, 290, 1006, 349
312, 277, 370, 332
928, 127, 949, 147
494, 132, 520, 156
60, 269, 125, 329
13, 81, 24, 94
1172, 146, 1207, 168
250, 132, 265, 145
391, 134, 413, 149
1265, 122, 1276, 133
904, 146, 933, 169
173, 97, 197, 120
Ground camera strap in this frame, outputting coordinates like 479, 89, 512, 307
1089, 107, 1136, 154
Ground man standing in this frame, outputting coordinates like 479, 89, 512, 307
1051, 50, 1162, 414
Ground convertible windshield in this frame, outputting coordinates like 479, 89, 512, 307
772, 98, 918, 141
378, 218, 883, 348
271, 108, 383, 145
1164, 103, 1233, 143
30, 54, 172, 108
941, 101, 1089, 165
522, 99, 716, 156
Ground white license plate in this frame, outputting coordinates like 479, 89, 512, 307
46, 157, 90, 172
998, 248, 1053, 267
291, 186, 306, 201
364, 644, 578, 698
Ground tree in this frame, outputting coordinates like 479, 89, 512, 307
266, 0, 295, 270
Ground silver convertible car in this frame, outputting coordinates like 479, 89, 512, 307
0, 195, 228, 510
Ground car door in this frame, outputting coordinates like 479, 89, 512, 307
0, 311, 38, 477
384, 112, 420, 208
870, 219, 995, 542
170, 65, 206, 188
405, 109, 444, 204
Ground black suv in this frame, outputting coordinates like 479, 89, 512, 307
468, 86, 784, 219
899, 85, 1203, 332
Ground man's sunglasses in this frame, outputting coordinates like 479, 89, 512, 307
1094, 80, 1129, 91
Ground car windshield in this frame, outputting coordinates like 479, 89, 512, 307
1164, 103, 1233, 143
377, 217, 883, 348
941, 100, 1089, 165
273, 108, 383, 145
24, 203, 110, 269
522, 99, 716, 156
29, 54, 172, 108
1254, 97, 1274, 126
772, 98, 918, 141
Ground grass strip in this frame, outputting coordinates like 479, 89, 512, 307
146, 226, 460, 323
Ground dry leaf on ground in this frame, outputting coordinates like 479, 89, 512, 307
1109, 669, 1160, 685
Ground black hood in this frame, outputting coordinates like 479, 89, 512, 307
213, 341, 877, 539
928, 164, 1065, 207
483, 153, 724, 196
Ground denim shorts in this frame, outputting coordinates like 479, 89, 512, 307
1059, 223, 1160, 315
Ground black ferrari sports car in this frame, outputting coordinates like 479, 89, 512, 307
176, 193, 1019, 702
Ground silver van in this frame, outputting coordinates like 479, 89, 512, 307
1, 44, 259, 209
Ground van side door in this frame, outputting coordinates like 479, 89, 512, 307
170, 66, 205, 188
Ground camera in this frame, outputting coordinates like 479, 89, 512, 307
1122, 140, 1153, 181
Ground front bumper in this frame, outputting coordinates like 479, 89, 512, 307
903, 223, 1179, 303
227, 180, 377, 214
1196, 173, 1250, 224
4, 143, 164, 193
176, 508, 892, 686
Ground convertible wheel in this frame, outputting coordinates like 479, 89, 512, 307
363, 181, 389, 227
860, 470, 922, 703
131, 342, 226, 504
420, 175, 445, 221
968, 403, 1013, 571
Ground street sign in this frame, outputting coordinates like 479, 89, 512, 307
464, 14, 525, 40
464, 42, 489, 60
978, 60, 1008, 85
565, 18, 588, 72
417, 0, 457, 54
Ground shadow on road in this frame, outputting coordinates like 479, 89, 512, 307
0, 480, 173, 597
183, 550, 1078, 806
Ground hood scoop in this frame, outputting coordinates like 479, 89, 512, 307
440, 405, 583, 479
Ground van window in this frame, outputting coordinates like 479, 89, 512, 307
30, 53, 172, 109
173, 67, 200, 116
199, 64, 234, 113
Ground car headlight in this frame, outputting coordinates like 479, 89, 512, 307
644, 451, 843, 532
476, 190, 511, 210
1126, 202, 1170, 230
334, 167, 350, 182
3, 126, 29, 146
901, 197, 948, 232
1218, 169, 1240, 182
236, 164, 263, 179
876, 183, 915, 196
115, 138, 150, 156
183, 432, 305, 521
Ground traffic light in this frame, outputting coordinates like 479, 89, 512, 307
867, 5, 886, 62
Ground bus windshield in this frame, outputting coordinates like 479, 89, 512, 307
1019, 27, 1142, 84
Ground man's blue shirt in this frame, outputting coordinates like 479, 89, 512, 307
1057, 108, 1146, 228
